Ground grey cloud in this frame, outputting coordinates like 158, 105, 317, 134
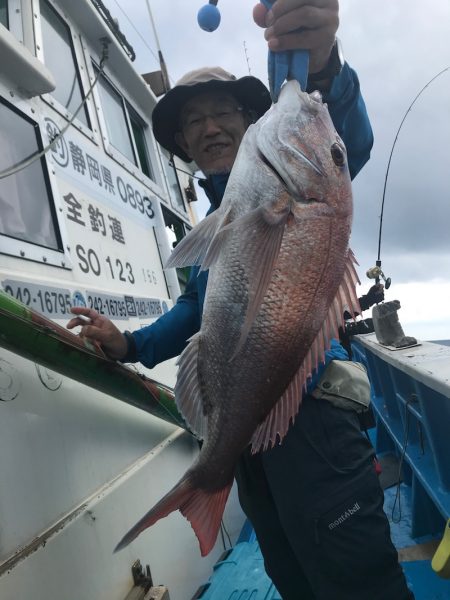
103, 0, 450, 294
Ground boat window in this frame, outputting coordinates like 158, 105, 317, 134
161, 205, 190, 292
95, 68, 156, 181
97, 72, 136, 165
128, 105, 154, 180
0, 0, 8, 28
0, 98, 61, 251
40, 0, 90, 128
160, 150, 186, 214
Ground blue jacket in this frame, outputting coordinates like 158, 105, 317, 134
128, 64, 373, 371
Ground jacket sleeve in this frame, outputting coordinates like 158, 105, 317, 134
322, 63, 374, 180
126, 268, 201, 369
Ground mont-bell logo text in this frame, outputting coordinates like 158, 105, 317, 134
327, 502, 361, 530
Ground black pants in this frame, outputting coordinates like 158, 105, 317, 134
235, 396, 414, 600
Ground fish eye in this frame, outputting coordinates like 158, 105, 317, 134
331, 143, 345, 167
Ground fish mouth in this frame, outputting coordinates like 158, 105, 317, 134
258, 148, 325, 205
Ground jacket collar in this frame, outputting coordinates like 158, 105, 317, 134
198, 173, 230, 212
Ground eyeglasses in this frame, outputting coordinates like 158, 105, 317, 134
181, 105, 245, 136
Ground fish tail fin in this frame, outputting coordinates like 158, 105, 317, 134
181, 482, 233, 556
114, 474, 233, 557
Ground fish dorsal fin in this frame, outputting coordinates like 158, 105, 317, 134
250, 362, 308, 453
213, 205, 289, 360
333, 250, 361, 320
250, 249, 361, 453
342, 249, 361, 316
165, 209, 229, 269
175, 333, 207, 440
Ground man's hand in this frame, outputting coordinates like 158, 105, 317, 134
67, 307, 128, 361
359, 284, 385, 312
253, 0, 339, 74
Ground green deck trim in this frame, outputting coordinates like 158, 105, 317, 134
0, 291, 187, 431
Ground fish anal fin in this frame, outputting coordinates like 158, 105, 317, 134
230, 205, 289, 360
114, 474, 233, 557
175, 332, 207, 439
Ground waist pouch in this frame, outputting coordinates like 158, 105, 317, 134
311, 360, 371, 413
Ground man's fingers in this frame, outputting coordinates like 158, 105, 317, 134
265, 7, 337, 41
66, 317, 81, 330
67, 307, 101, 330
270, 0, 338, 21
66, 319, 76, 330
79, 324, 103, 340
66, 316, 97, 331
70, 306, 98, 318
253, 3, 268, 27
267, 25, 336, 53
253, 1, 328, 30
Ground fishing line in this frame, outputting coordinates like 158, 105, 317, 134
0, 38, 111, 180
219, 522, 226, 550
168, 158, 203, 181
221, 519, 232, 548
110, 0, 176, 87
391, 397, 412, 524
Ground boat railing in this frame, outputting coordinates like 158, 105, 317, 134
352, 334, 450, 539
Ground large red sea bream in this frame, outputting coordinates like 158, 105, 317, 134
115, 79, 360, 555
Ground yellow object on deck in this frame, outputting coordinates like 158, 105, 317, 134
431, 519, 450, 579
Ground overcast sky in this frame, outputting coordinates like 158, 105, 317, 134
102, 0, 450, 341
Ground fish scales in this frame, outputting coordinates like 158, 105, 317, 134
199, 218, 349, 457
115, 80, 359, 556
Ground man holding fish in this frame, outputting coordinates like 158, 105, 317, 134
68, 1, 414, 598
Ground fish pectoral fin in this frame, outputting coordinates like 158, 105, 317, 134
200, 224, 232, 272
175, 332, 207, 439
114, 473, 233, 557
165, 209, 228, 269
226, 205, 290, 360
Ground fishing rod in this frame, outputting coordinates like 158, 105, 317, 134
369, 66, 450, 288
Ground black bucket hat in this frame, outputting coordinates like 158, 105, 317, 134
151, 66, 272, 163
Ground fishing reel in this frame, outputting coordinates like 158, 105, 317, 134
366, 264, 392, 289
198, 0, 221, 31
